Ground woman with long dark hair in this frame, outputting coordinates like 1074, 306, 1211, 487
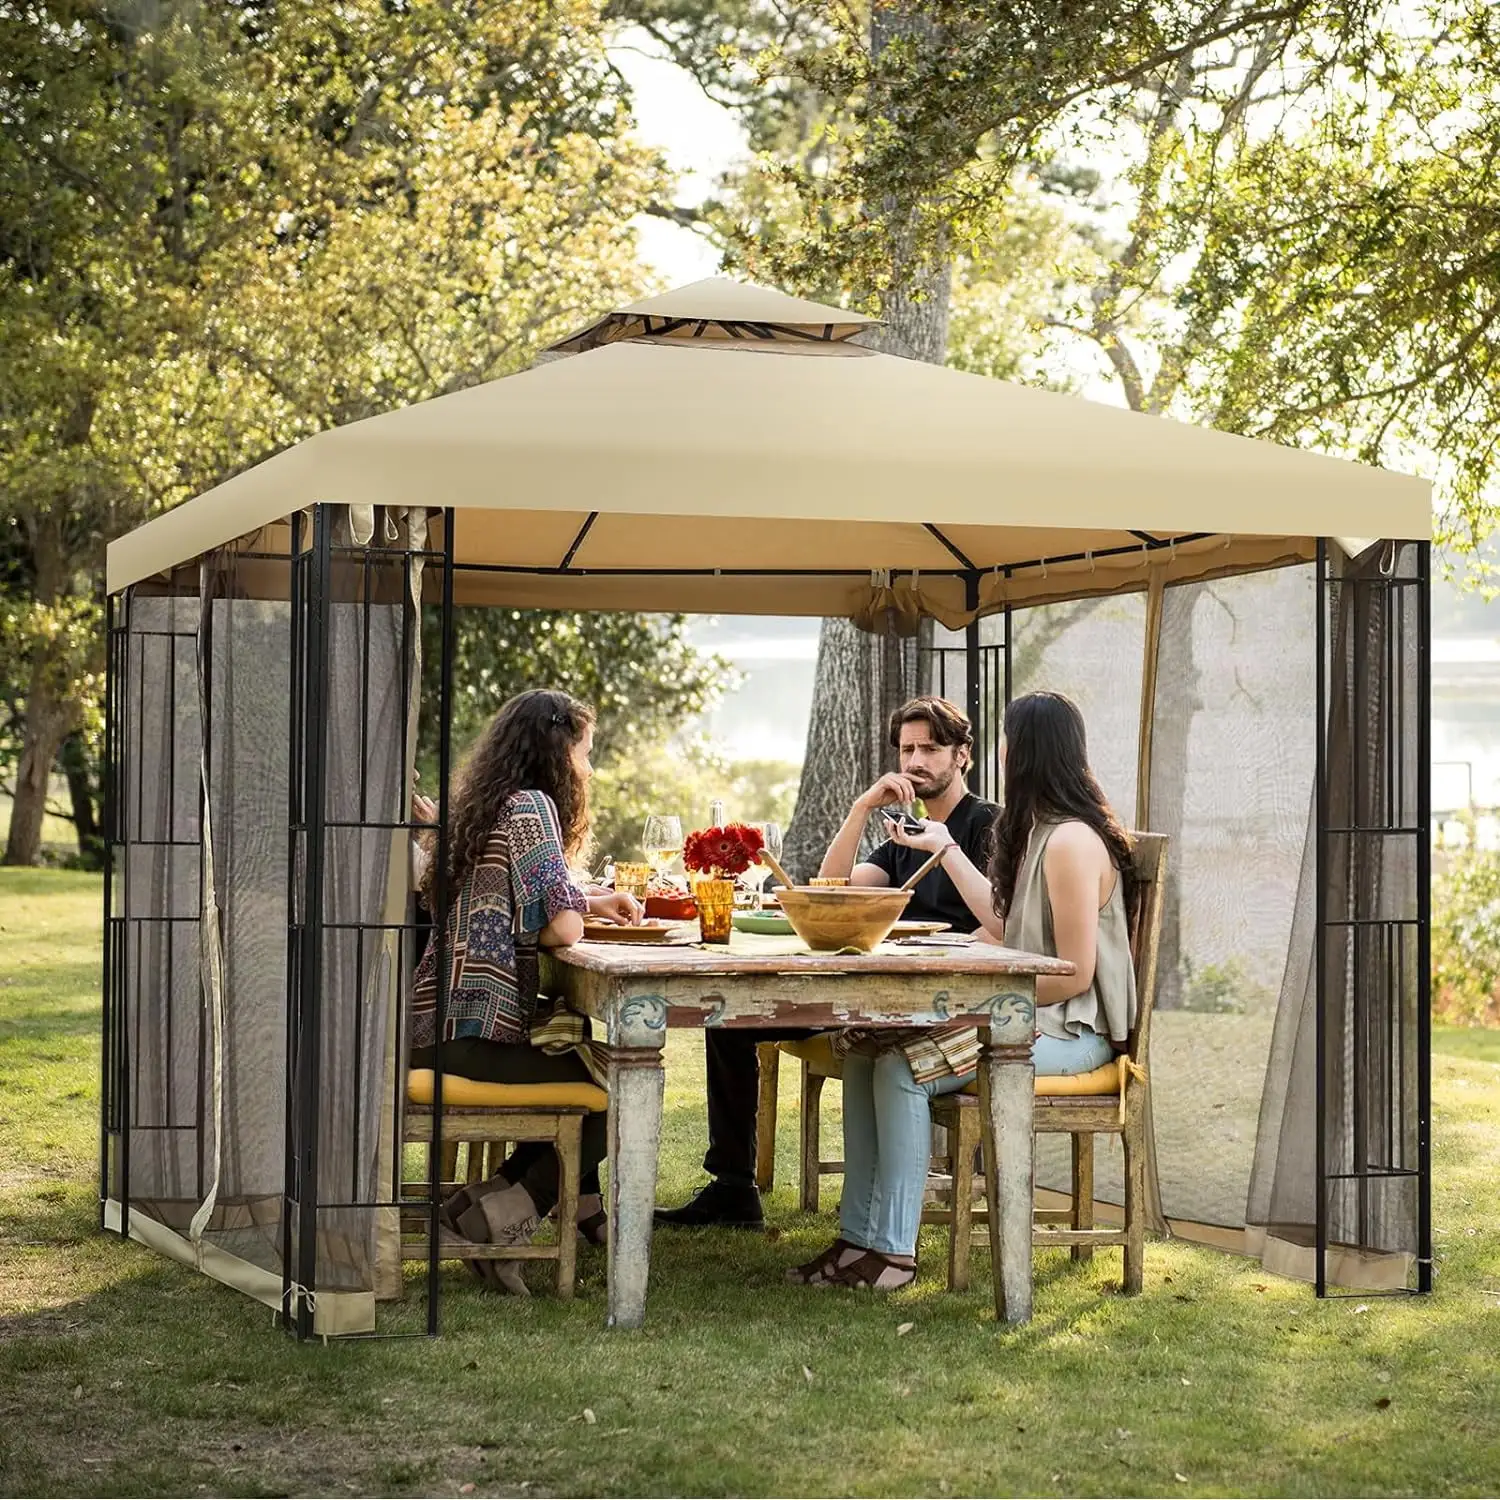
788, 690, 1137, 1292
409, 688, 633, 1293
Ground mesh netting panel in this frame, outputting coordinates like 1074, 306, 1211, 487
1147, 565, 1315, 1227
1010, 595, 1145, 818
1247, 544, 1424, 1277
123, 594, 203, 1221
203, 579, 407, 1290
306, 597, 405, 1291
203, 597, 292, 1273
1007, 593, 1146, 1207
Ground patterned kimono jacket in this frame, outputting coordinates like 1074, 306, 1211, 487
409, 789, 588, 1050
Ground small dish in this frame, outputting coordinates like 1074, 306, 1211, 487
582, 919, 684, 944
732, 911, 794, 936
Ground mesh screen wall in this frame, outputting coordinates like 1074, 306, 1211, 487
103, 516, 1430, 1330
1246, 541, 1430, 1290
103, 508, 435, 1336
918, 554, 1428, 1287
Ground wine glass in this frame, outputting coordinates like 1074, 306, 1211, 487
642, 814, 684, 880
743, 821, 783, 908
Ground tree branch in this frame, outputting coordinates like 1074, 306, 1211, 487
1253, 300, 1500, 433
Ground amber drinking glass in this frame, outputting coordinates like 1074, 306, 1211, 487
694, 877, 735, 944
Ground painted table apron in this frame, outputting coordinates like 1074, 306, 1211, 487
542, 934, 1074, 1329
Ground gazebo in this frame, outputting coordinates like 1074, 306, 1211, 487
100, 278, 1432, 1337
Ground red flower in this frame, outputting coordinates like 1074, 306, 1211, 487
683, 822, 764, 877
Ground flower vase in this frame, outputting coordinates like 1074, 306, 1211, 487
694, 877, 735, 944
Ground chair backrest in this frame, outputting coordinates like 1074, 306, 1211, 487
1123, 832, 1169, 1069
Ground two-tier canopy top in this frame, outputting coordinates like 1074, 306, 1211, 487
107, 278, 1431, 622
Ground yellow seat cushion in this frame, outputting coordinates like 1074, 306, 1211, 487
960, 1056, 1128, 1098
406, 1068, 607, 1112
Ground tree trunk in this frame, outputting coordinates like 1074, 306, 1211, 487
783, 8, 953, 880
60, 731, 101, 863
3, 665, 77, 866
782, 618, 880, 881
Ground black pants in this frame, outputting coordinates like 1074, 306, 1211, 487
703, 1027, 812, 1184
411, 1037, 605, 1216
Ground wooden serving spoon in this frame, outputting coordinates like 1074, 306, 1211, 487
757, 847, 797, 890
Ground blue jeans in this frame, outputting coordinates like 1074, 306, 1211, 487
839, 1028, 1113, 1256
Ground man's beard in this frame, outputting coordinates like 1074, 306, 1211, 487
908, 766, 956, 801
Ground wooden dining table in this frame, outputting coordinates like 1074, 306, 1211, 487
541, 931, 1074, 1329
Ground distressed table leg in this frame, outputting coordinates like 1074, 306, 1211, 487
604, 1042, 665, 1329
979, 1035, 1035, 1324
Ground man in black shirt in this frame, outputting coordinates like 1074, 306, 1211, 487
654, 696, 998, 1230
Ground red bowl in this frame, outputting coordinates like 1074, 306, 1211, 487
644, 894, 697, 920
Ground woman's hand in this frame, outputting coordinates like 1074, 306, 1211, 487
412, 792, 438, 825
887, 817, 953, 855
587, 890, 642, 926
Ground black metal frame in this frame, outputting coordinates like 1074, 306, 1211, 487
279, 504, 456, 1339
100, 591, 127, 1231
99, 583, 203, 1240
917, 571, 1010, 801
99, 517, 1435, 1338
1313, 538, 1432, 1296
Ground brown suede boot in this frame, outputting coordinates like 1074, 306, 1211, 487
456, 1181, 541, 1297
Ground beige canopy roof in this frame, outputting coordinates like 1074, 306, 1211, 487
107, 277, 1431, 620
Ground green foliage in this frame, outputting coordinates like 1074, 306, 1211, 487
589, 738, 798, 866
1433, 841, 1500, 1027
1, 0, 670, 859
669, 2, 1500, 573
710, 3, 1376, 296
417, 606, 732, 783
1174, 955, 1276, 1016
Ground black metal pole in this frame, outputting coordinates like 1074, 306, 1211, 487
195, 574, 214, 1206
1002, 569, 1013, 708
1314, 538, 1328, 1298
963, 572, 982, 791
281, 516, 305, 1328
1351, 571, 1370, 1252
1415, 541, 1433, 1292
427, 509, 456, 1335
295, 506, 334, 1340
100, 592, 116, 1230
119, 587, 134, 1240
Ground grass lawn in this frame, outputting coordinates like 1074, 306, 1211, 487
2, 868, 1498, 1497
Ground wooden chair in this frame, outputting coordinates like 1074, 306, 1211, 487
928, 830, 1166, 1291
768, 832, 1168, 1295
400, 1068, 607, 1298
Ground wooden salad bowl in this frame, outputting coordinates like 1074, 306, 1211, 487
776, 886, 913, 953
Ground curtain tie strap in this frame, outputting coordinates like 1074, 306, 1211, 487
1118, 1055, 1147, 1128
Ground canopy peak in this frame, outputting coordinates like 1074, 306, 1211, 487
546, 276, 878, 354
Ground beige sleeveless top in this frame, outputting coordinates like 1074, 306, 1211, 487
1003, 819, 1136, 1045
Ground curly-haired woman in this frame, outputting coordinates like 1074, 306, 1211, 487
409, 688, 633, 1292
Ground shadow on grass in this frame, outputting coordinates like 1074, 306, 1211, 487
1433, 1025, 1500, 1065
0, 971, 104, 1040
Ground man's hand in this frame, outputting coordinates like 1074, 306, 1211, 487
856, 771, 918, 812
588, 890, 643, 926
412, 792, 438, 825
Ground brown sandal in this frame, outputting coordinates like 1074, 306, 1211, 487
576, 1193, 607, 1246
835, 1249, 917, 1291
785, 1238, 856, 1286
